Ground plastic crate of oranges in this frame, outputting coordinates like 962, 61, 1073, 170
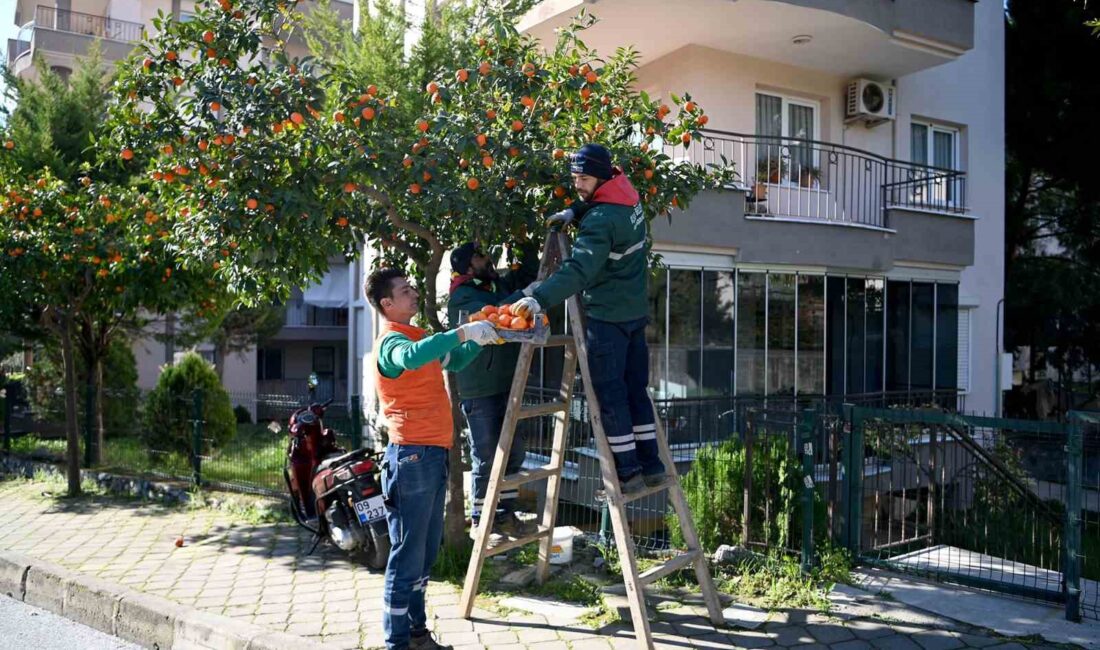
467, 303, 551, 343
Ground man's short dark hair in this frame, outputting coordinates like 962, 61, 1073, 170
365, 268, 406, 312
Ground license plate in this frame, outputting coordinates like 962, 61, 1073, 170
354, 495, 386, 524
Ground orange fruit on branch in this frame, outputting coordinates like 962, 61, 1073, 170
466, 177, 480, 190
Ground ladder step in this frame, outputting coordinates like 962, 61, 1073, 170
484, 526, 553, 558
518, 401, 568, 419
501, 465, 560, 490
638, 550, 701, 586
534, 335, 575, 348
622, 477, 674, 504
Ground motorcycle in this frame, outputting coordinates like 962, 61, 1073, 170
279, 395, 391, 569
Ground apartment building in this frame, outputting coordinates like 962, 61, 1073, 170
348, 0, 1005, 417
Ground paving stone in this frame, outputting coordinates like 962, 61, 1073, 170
805, 622, 856, 644
832, 641, 876, 650
910, 630, 965, 650
478, 630, 519, 645
570, 639, 612, 650
769, 626, 817, 646
691, 632, 737, 649
672, 619, 717, 637
438, 631, 480, 646
528, 641, 570, 650
788, 645, 828, 650
983, 644, 1028, 650
954, 634, 1002, 648
871, 634, 922, 650
845, 620, 897, 640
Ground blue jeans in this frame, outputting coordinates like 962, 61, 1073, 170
381, 444, 447, 650
462, 393, 526, 522
586, 317, 665, 480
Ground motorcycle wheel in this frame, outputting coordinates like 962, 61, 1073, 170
350, 524, 390, 570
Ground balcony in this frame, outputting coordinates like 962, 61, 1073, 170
520, 0, 975, 78
652, 129, 974, 272
8, 6, 143, 75
273, 299, 349, 342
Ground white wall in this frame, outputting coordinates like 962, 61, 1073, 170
894, 0, 1004, 415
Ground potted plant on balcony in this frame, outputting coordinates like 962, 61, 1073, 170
752, 155, 785, 201
798, 164, 821, 189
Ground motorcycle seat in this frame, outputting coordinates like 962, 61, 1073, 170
315, 447, 369, 472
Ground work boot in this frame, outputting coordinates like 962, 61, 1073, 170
409, 630, 452, 650
643, 472, 668, 488
494, 510, 537, 537
620, 473, 646, 495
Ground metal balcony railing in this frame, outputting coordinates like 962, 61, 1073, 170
283, 300, 349, 328
669, 129, 968, 228
34, 5, 143, 43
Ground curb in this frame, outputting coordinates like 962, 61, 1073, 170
0, 551, 341, 650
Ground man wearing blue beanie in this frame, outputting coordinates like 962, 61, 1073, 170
512, 143, 665, 494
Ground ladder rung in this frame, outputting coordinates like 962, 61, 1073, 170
484, 526, 553, 557
534, 335, 575, 348
501, 465, 560, 490
638, 550, 701, 586
518, 401, 568, 419
622, 477, 673, 504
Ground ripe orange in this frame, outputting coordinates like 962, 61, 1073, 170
402, 157, 413, 168
202, 30, 215, 43
585, 70, 598, 84
682, 133, 691, 145
580, 87, 591, 101
648, 185, 658, 196
210, 101, 222, 112
422, 171, 432, 182
468, 313, 485, 322
684, 101, 696, 113
505, 178, 517, 189
173, 76, 183, 87
499, 303, 513, 315
417, 120, 429, 132
486, 109, 497, 120
337, 217, 349, 227
367, 84, 378, 96
553, 186, 566, 198
482, 156, 493, 168
520, 95, 534, 108
481, 305, 499, 315
698, 114, 709, 126
497, 315, 514, 329
426, 81, 439, 95
121, 148, 134, 160
166, 50, 178, 61
487, 313, 500, 325
290, 112, 304, 125
206, 47, 217, 59
476, 133, 487, 147
644, 169, 654, 180
246, 198, 258, 210
334, 111, 345, 123
409, 183, 421, 194
511, 120, 524, 132
466, 177, 480, 191
198, 139, 209, 151
162, 144, 173, 155
509, 147, 520, 158
456, 68, 469, 82
478, 61, 491, 75
223, 133, 235, 145
511, 316, 529, 330
522, 62, 536, 77
362, 106, 376, 120
343, 182, 357, 193
553, 148, 565, 160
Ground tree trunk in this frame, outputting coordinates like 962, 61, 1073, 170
58, 314, 82, 497
94, 356, 105, 465
215, 340, 228, 382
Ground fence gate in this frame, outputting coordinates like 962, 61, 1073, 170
839, 406, 1095, 622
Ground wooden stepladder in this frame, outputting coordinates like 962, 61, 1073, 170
458, 230, 724, 649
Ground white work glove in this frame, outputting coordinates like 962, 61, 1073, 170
546, 208, 574, 228
457, 321, 502, 346
521, 280, 542, 298
512, 296, 542, 319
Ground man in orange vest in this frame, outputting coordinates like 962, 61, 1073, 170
366, 268, 501, 650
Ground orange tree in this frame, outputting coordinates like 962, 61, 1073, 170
0, 156, 219, 494
107, 0, 735, 535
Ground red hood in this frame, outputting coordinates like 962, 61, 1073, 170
590, 168, 639, 206
449, 273, 474, 293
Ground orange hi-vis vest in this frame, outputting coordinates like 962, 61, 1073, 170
372, 321, 454, 448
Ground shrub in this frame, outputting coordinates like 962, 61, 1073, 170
142, 352, 236, 457
233, 404, 252, 424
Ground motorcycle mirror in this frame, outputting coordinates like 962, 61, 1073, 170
267, 420, 282, 434
307, 372, 319, 390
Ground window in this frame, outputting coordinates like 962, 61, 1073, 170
702, 271, 736, 396
957, 308, 972, 393
756, 92, 819, 186
911, 121, 960, 205
257, 348, 283, 381
767, 274, 796, 396
796, 275, 825, 395
736, 272, 767, 395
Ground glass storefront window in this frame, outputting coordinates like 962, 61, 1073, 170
797, 275, 825, 395
936, 284, 959, 390
736, 272, 767, 395
826, 277, 846, 395
911, 282, 935, 390
846, 279, 867, 395
702, 271, 736, 396
767, 274, 796, 396
647, 267, 669, 397
887, 280, 911, 392
668, 269, 702, 397
865, 279, 885, 393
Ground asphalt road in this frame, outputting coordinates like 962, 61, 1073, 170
0, 595, 141, 650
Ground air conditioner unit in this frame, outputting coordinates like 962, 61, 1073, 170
846, 78, 896, 126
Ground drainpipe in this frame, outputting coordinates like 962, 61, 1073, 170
994, 298, 1005, 417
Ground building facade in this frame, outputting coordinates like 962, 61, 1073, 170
349, 0, 1004, 416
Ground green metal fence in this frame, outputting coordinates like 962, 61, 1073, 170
839, 406, 1097, 622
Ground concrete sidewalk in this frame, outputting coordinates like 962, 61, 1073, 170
0, 474, 1079, 649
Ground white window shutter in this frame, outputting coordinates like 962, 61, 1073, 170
957, 308, 971, 392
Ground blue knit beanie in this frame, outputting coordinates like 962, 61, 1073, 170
569, 143, 613, 180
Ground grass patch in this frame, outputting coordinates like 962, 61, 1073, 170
431, 540, 502, 588
8, 434, 66, 458
716, 543, 851, 612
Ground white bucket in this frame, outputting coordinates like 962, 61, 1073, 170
549, 526, 573, 565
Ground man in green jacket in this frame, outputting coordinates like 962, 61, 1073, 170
513, 143, 665, 494
446, 241, 538, 539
